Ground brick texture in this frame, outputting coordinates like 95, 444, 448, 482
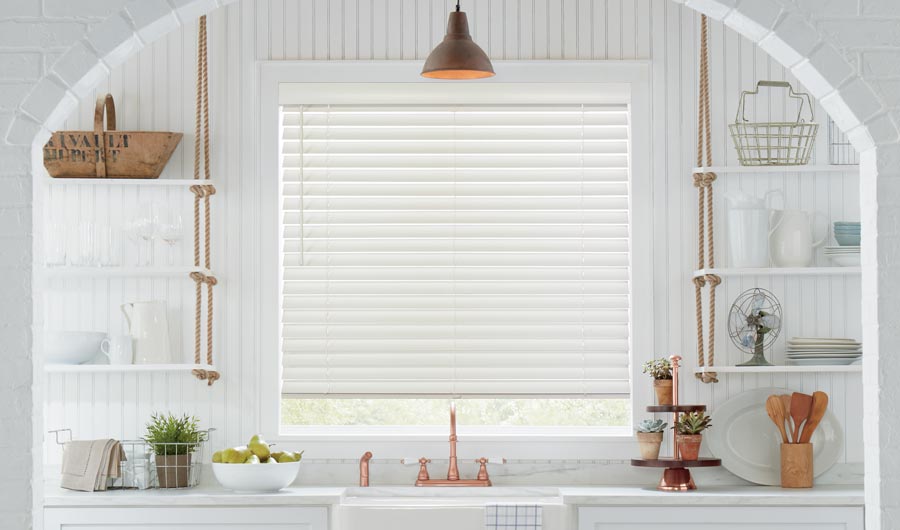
1, 1, 900, 529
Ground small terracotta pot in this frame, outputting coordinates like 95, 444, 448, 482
677, 434, 703, 461
155, 454, 191, 488
636, 431, 664, 460
653, 379, 674, 405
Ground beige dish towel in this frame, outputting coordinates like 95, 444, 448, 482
60, 439, 125, 492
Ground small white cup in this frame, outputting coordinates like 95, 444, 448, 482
101, 335, 134, 365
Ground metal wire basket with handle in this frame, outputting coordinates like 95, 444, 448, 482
728, 81, 818, 166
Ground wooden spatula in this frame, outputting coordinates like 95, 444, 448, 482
766, 395, 789, 444
799, 391, 829, 444
790, 392, 813, 444
779, 394, 794, 443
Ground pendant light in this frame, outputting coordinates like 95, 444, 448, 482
421, 0, 495, 79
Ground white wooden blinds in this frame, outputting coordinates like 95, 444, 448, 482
280, 104, 631, 397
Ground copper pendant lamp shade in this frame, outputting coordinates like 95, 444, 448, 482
421, 3, 495, 79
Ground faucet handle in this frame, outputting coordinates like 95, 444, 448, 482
475, 457, 489, 481
417, 458, 431, 481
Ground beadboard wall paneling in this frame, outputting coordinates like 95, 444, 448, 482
41, 0, 862, 469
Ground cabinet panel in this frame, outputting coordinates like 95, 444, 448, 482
44, 506, 328, 530
578, 506, 863, 530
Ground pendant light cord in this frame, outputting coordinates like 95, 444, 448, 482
456, 0, 460, 12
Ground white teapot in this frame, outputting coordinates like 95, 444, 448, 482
769, 209, 828, 267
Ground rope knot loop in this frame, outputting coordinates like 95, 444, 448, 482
693, 275, 707, 288
692, 171, 717, 188
705, 274, 722, 288
190, 270, 207, 283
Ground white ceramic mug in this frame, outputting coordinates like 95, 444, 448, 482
101, 335, 134, 365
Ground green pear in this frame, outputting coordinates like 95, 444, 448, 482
248, 435, 271, 460
223, 446, 251, 464
275, 452, 296, 463
266, 456, 278, 464
245, 454, 261, 464
270, 451, 285, 461
211, 450, 224, 463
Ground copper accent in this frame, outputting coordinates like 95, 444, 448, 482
421, 4, 495, 80
415, 402, 492, 487
359, 451, 372, 487
658, 468, 696, 491
417, 458, 431, 482
671, 355, 681, 460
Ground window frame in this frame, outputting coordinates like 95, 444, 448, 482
258, 61, 653, 460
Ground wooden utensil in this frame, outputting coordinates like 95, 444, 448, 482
790, 392, 813, 444
799, 391, 829, 443
779, 394, 794, 443
766, 395, 789, 444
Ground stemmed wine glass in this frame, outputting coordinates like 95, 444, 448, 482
157, 212, 183, 266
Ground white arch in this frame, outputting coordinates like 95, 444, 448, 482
6, 0, 897, 528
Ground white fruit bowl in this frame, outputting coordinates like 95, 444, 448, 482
45, 331, 106, 364
212, 461, 301, 492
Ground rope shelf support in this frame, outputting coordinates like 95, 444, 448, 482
694, 15, 719, 384
191, 15, 220, 386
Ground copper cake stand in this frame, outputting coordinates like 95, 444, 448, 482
630, 356, 721, 491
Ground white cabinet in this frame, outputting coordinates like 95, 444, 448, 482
44, 506, 328, 530
578, 506, 863, 530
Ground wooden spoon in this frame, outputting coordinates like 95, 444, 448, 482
790, 392, 813, 444
799, 391, 829, 444
765, 395, 789, 444
779, 394, 794, 443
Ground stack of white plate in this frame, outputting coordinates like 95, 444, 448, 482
824, 246, 860, 267
786, 337, 862, 365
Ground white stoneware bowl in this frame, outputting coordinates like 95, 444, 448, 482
212, 462, 301, 492
45, 331, 106, 364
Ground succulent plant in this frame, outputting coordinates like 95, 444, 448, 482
673, 411, 712, 435
642, 358, 673, 380
636, 419, 668, 433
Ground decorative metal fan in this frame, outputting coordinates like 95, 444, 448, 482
727, 288, 782, 366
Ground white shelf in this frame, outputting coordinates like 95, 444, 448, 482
44, 363, 216, 374
45, 177, 209, 187
694, 267, 860, 278
694, 365, 861, 374
41, 266, 213, 278
693, 165, 858, 174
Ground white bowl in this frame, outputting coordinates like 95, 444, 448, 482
212, 461, 301, 492
828, 254, 861, 267
45, 331, 106, 364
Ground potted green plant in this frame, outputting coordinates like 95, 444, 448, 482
144, 412, 207, 488
642, 358, 673, 405
673, 411, 712, 461
635, 419, 667, 459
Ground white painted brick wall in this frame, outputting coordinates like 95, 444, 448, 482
1, 0, 900, 529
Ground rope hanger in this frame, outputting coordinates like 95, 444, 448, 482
191, 15, 219, 386
693, 15, 719, 384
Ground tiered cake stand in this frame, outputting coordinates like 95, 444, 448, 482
631, 356, 721, 491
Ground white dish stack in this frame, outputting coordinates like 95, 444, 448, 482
786, 337, 862, 365
824, 246, 860, 267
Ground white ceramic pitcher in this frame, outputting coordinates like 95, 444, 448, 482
769, 209, 828, 267
121, 301, 171, 364
726, 190, 783, 268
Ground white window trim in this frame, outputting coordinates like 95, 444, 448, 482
258, 61, 653, 460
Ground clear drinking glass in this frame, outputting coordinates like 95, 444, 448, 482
68, 222, 95, 267
157, 212, 183, 266
95, 224, 122, 267
45, 223, 67, 267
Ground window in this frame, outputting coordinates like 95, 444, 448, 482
279, 101, 631, 427
259, 63, 653, 447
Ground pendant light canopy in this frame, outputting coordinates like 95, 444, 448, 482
421, 1, 495, 80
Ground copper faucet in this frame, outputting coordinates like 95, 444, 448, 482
359, 451, 373, 487
415, 402, 491, 487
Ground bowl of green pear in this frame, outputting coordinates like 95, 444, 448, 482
211, 435, 304, 492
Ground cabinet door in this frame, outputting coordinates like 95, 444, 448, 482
45, 506, 328, 530
578, 506, 863, 530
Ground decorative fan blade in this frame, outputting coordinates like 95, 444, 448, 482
750, 292, 766, 312
730, 310, 747, 331
760, 314, 781, 329
739, 330, 757, 348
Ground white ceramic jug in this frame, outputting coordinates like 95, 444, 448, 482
121, 301, 172, 364
769, 209, 828, 267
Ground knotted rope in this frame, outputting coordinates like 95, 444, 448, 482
191, 15, 219, 386
693, 15, 719, 384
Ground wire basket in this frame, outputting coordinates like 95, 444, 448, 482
51, 428, 213, 490
728, 81, 818, 166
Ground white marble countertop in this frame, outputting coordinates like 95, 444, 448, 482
43, 484, 864, 508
